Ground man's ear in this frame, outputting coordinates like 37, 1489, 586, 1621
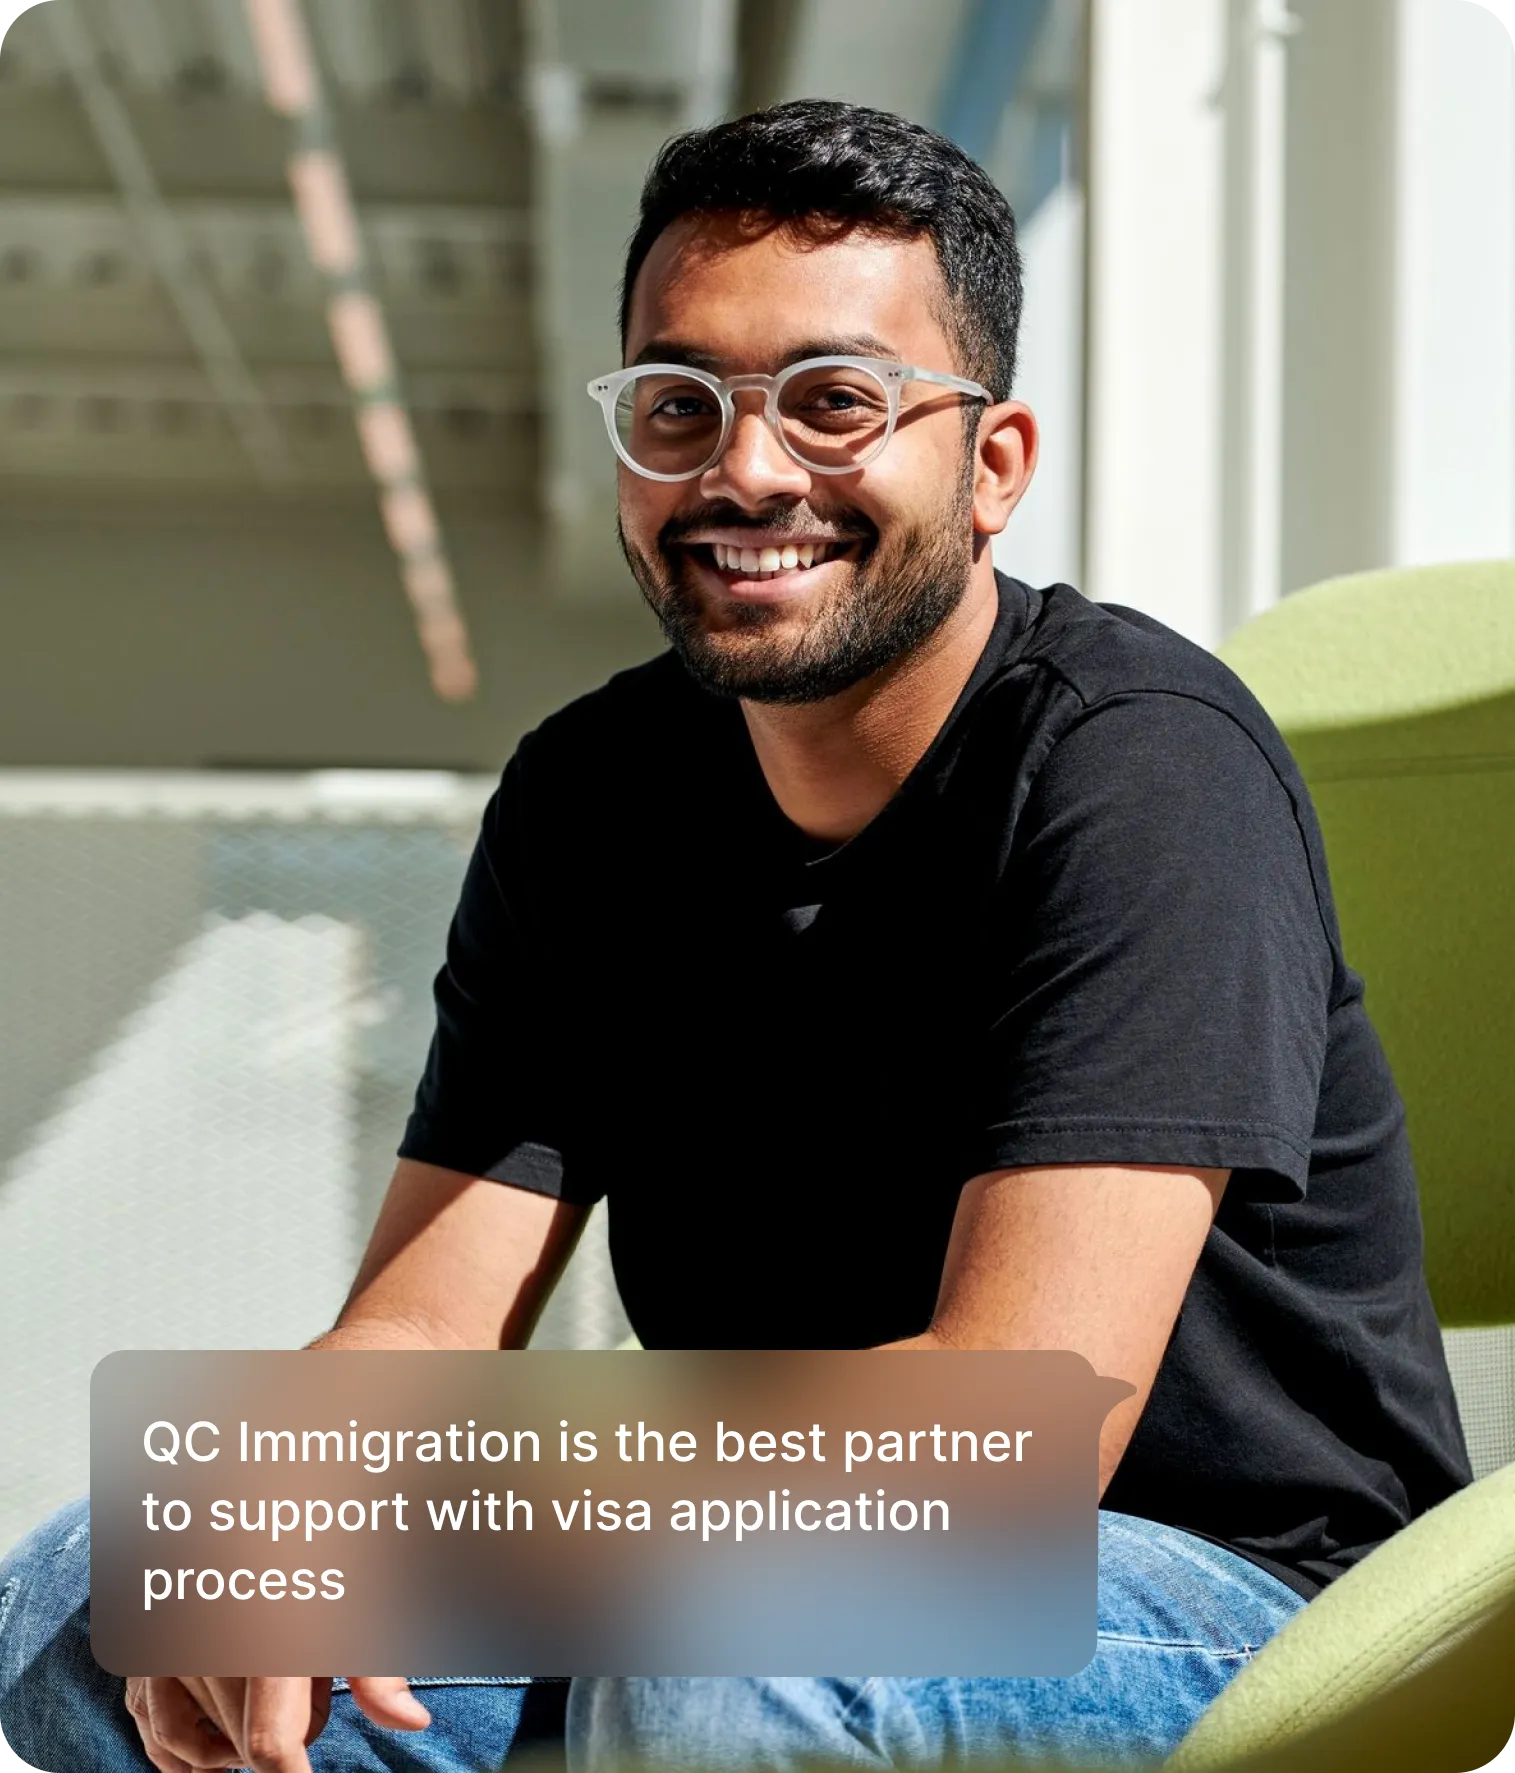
973, 401, 1039, 538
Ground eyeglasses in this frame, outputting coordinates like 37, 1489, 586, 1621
586, 355, 995, 482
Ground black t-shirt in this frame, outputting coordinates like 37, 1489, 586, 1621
400, 573, 1471, 1596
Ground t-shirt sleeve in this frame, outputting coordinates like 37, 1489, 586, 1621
965, 692, 1332, 1201
397, 749, 600, 1203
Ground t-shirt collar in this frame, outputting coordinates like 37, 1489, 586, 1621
725, 571, 1040, 871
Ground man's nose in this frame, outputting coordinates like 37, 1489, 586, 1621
699, 401, 812, 507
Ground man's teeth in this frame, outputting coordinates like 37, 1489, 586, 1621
708, 541, 842, 577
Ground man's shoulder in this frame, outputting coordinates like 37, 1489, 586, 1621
989, 583, 1340, 931
992, 580, 1302, 782
1017, 581, 1270, 723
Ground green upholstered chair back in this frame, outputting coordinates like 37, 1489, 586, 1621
1165, 1460, 1515, 1769
1168, 565, 1515, 1771
1217, 562, 1515, 1331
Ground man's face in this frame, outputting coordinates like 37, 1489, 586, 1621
617, 217, 985, 704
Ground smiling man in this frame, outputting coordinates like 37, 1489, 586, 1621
0, 100, 1471, 1773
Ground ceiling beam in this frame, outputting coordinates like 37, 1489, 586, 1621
0, 358, 534, 411
43, 0, 293, 483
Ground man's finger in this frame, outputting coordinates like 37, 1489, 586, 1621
238, 1676, 317, 1773
347, 1676, 432, 1731
302, 1677, 334, 1747
124, 1679, 195, 1773
138, 1739, 196, 1773
138, 1677, 241, 1770
180, 1676, 241, 1749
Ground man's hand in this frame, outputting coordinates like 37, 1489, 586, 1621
119, 1162, 582, 1771
124, 1674, 429, 1772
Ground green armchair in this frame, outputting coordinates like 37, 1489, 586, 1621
1168, 560, 1515, 1768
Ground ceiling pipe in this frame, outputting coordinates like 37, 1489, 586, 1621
242, 0, 478, 704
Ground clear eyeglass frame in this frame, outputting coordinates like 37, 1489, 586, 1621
585, 354, 996, 482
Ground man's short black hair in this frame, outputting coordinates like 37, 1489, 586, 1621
620, 99, 1024, 401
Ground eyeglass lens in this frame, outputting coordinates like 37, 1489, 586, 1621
613, 363, 893, 476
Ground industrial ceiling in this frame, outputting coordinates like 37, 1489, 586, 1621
0, 0, 1070, 715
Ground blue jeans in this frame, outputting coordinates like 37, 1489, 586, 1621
0, 1500, 565, 1772
1, 1498, 1305, 1770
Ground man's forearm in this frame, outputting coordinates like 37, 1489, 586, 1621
305, 1308, 475, 1354
870, 1327, 1127, 1498
323, 1161, 586, 1353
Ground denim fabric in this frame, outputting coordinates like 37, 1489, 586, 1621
2, 1500, 1304, 1772
566, 1513, 1309, 1769
0, 1499, 567, 1773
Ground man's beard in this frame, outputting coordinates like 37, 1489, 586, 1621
617, 471, 978, 706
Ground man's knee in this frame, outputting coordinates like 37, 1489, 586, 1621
0, 1499, 105, 1738
1, 1498, 95, 1661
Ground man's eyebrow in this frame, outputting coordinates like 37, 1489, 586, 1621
629, 333, 902, 371
775, 334, 900, 367
631, 340, 724, 369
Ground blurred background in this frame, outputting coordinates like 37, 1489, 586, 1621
0, 0, 1510, 1546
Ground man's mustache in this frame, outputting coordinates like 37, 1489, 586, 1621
659, 508, 876, 550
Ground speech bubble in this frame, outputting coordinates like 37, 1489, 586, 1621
91, 1349, 1131, 1677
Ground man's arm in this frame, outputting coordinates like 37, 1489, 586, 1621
128, 1163, 587, 1773
884, 1162, 1228, 1497
313, 1156, 590, 1352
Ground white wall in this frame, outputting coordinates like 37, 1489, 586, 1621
1392, 0, 1515, 569
993, 180, 1085, 592
1081, 0, 1515, 644
993, 184, 1085, 592
1082, 0, 1227, 645
1278, 0, 1400, 598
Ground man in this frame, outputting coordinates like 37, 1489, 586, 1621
0, 100, 1470, 1773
